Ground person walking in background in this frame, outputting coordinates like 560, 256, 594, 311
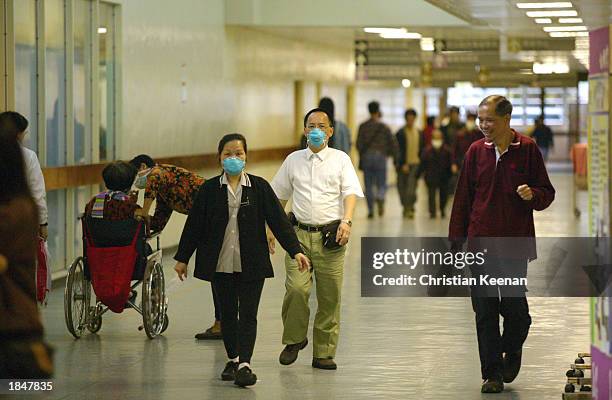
419, 129, 452, 218
319, 97, 351, 155
395, 109, 423, 219
356, 101, 398, 218
174, 134, 310, 387
441, 106, 465, 194
531, 116, 554, 162
129, 155, 222, 340
423, 115, 437, 147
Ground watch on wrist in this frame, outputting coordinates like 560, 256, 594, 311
341, 219, 352, 226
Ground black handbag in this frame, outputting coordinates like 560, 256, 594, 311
321, 220, 342, 250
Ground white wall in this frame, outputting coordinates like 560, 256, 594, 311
120, 1, 354, 159
120, 0, 354, 247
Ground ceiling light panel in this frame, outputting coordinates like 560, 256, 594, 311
543, 25, 587, 32
516, 2, 573, 8
558, 17, 583, 23
526, 10, 578, 17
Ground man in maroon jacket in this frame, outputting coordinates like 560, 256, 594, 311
449, 95, 555, 393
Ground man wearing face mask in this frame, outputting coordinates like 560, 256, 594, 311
270, 108, 363, 370
418, 129, 452, 219
128, 155, 222, 340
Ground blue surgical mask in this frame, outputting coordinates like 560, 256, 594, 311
134, 169, 151, 189
307, 129, 326, 148
223, 157, 245, 176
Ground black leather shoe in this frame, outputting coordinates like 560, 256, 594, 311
221, 361, 238, 381
279, 338, 308, 365
481, 378, 504, 393
312, 358, 337, 370
503, 350, 522, 383
234, 366, 257, 387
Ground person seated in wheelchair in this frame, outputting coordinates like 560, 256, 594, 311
83, 161, 152, 310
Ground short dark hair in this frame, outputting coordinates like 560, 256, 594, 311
0, 133, 30, 203
426, 116, 436, 126
368, 101, 380, 114
129, 154, 155, 169
303, 108, 333, 128
0, 111, 29, 141
218, 133, 248, 157
102, 161, 137, 191
404, 108, 417, 119
449, 106, 460, 114
479, 95, 513, 117
318, 97, 335, 127
467, 112, 477, 120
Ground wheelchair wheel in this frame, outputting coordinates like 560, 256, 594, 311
87, 305, 103, 333
64, 257, 91, 338
161, 314, 169, 334
142, 261, 167, 339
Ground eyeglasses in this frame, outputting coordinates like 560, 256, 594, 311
307, 124, 330, 130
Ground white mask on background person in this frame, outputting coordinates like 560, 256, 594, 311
432, 139, 443, 149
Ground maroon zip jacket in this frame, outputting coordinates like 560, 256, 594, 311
448, 130, 555, 259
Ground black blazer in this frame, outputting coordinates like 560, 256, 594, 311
395, 126, 424, 168
174, 173, 303, 282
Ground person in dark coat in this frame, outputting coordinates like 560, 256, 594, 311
449, 95, 555, 393
418, 129, 452, 218
173, 133, 310, 388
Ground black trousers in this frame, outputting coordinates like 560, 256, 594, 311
211, 284, 220, 321
470, 258, 531, 379
426, 182, 449, 216
212, 273, 264, 364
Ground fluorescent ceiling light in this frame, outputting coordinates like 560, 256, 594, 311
98, 27, 107, 34
420, 37, 434, 51
517, 2, 572, 8
535, 18, 552, 23
533, 62, 569, 74
526, 10, 578, 17
402, 79, 412, 88
549, 31, 588, 37
380, 31, 422, 39
559, 17, 583, 23
543, 25, 586, 32
364, 27, 402, 34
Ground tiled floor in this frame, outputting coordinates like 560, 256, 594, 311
31, 166, 591, 400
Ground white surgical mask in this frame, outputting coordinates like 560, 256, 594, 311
432, 139, 443, 149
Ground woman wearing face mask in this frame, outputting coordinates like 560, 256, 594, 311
418, 129, 453, 219
173, 133, 310, 388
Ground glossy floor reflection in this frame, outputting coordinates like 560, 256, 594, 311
33, 168, 590, 400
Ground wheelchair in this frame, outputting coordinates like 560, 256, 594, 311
64, 215, 169, 339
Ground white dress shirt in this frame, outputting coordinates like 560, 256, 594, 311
21, 146, 48, 225
271, 146, 364, 226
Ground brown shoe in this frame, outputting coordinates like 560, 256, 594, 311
194, 323, 222, 340
279, 338, 308, 365
312, 357, 337, 370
